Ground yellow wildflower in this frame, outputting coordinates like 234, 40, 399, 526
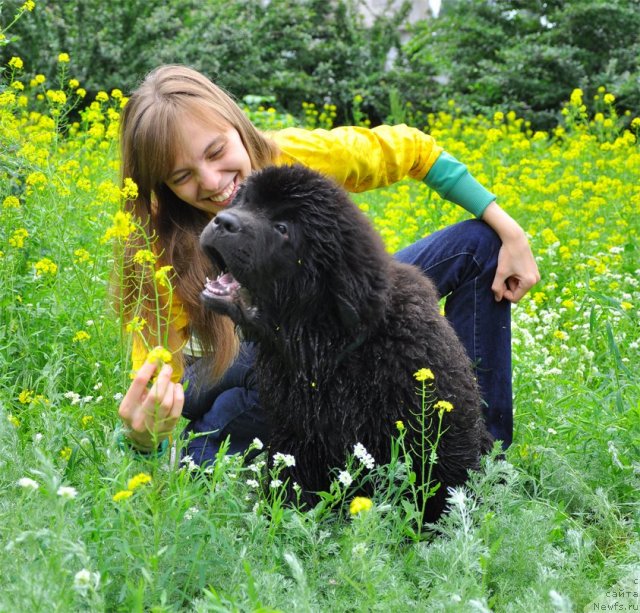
73, 331, 90, 343
113, 490, 133, 502
81, 415, 94, 428
125, 316, 147, 333
349, 496, 373, 515
76, 88, 86, 98
631, 118, 640, 131
133, 249, 157, 265
34, 74, 45, 84
18, 389, 34, 404
434, 400, 454, 413
414, 368, 435, 382
101, 210, 136, 243
603, 93, 615, 105
154, 265, 174, 288
121, 177, 139, 200
620, 302, 632, 311
68, 78, 80, 89
127, 473, 152, 491
146, 346, 172, 365
60, 447, 72, 461
21, 0, 36, 11
8, 57, 24, 70
395, 420, 405, 431
8, 414, 21, 428
9, 228, 28, 248
3, 195, 20, 209
11, 81, 24, 91
58, 53, 70, 63
73, 248, 92, 263
110, 88, 123, 100
33, 258, 58, 277
95, 91, 109, 103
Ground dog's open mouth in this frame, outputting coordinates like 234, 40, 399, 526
202, 271, 241, 301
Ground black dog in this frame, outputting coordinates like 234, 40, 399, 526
200, 165, 492, 521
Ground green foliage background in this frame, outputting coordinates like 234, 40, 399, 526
2, 0, 639, 129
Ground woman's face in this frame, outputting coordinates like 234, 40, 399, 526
166, 113, 252, 214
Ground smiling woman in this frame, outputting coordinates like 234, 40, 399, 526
114, 64, 538, 462
166, 121, 252, 213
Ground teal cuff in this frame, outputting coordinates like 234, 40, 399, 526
423, 151, 496, 218
116, 426, 170, 458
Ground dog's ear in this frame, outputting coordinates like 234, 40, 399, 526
336, 294, 361, 330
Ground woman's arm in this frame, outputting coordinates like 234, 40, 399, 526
481, 201, 541, 303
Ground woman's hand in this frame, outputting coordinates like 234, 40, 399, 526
482, 202, 541, 303
118, 360, 184, 451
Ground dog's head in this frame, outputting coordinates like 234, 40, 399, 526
199, 164, 389, 330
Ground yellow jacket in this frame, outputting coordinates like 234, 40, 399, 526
131, 124, 495, 381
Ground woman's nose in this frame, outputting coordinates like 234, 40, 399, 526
198, 165, 222, 192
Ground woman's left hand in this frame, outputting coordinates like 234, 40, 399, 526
481, 202, 540, 303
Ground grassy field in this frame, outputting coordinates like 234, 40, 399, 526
1, 49, 639, 611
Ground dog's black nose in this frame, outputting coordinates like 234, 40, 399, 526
214, 211, 242, 234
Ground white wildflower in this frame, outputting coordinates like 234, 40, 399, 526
184, 506, 200, 520
17, 477, 39, 490
273, 452, 296, 467
246, 479, 259, 488
250, 437, 264, 450
57, 485, 78, 499
337, 470, 353, 487
353, 443, 375, 470
73, 568, 100, 596
270, 478, 283, 488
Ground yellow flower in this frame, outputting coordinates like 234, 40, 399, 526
60, 447, 72, 461
34, 74, 46, 85
146, 346, 172, 365
33, 257, 58, 277
133, 249, 157, 265
101, 210, 136, 243
620, 302, 632, 311
121, 177, 139, 201
21, 0, 36, 11
349, 496, 373, 515
18, 389, 34, 404
68, 78, 80, 89
8, 57, 24, 70
81, 415, 94, 428
631, 118, 640, 131
76, 88, 86, 98
127, 472, 152, 491
395, 420, 405, 431
413, 368, 434, 382
95, 91, 109, 103
3, 195, 20, 209
58, 53, 70, 63
73, 248, 92, 263
434, 400, 454, 413
125, 316, 147, 333
73, 331, 90, 343
8, 414, 21, 428
553, 330, 568, 341
11, 81, 24, 91
154, 265, 174, 288
603, 93, 615, 105
113, 490, 133, 502
110, 88, 123, 100
9, 228, 28, 248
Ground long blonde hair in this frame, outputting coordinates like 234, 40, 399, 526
117, 64, 280, 379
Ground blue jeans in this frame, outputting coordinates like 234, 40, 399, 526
182, 219, 512, 464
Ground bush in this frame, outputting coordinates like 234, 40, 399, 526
0, 0, 409, 125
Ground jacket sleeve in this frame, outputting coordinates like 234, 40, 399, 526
272, 125, 495, 217
272, 124, 443, 192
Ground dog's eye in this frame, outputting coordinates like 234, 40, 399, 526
274, 223, 288, 236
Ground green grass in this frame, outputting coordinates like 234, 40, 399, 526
1, 58, 639, 610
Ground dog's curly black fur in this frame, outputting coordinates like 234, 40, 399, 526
200, 164, 493, 521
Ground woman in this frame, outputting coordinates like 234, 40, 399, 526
117, 65, 539, 461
